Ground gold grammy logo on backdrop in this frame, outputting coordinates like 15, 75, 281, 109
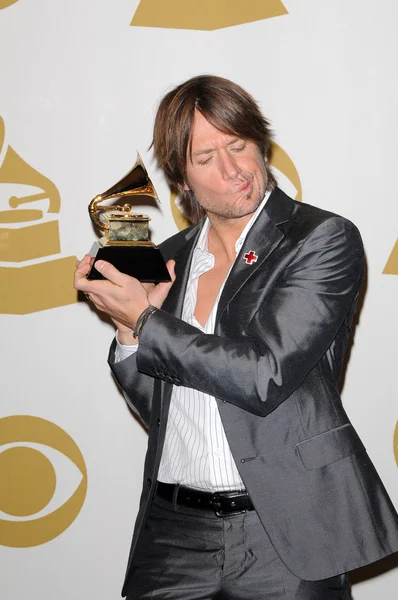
0, 117, 78, 314
383, 239, 398, 275
0, 0, 19, 10
171, 142, 302, 231
131, 0, 288, 30
0, 416, 87, 547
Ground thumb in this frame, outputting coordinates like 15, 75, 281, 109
94, 260, 128, 286
149, 260, 176, 308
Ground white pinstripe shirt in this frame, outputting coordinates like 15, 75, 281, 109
115, 192, 270, 491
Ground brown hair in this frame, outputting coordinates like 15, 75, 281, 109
151, 75, 276, 223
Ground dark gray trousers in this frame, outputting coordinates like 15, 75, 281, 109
126, 495, 350, 600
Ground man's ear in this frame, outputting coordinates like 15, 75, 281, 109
183, 182, 190, 191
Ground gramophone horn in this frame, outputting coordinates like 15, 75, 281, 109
88, 152, 159, 231
0, 117, 61, 215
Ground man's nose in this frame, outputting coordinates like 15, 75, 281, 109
219, 151, 241, 180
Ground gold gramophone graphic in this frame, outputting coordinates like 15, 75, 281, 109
88, 152, 170, 282
0, 117, 77, 314
131, 0, 287, 30
383, 239, 398, 275
0, 1, 20, 11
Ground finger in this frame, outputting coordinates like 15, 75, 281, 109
74, 272, 110, 294
153, 279, 173, 303
75, 254, 92, 268
74, 267, 90, 287
74, 263, 96, 287
142, 282, 156, 292
75, 262, 92, 277
74, 255, 95, 283
166, 259, 176, 282
148, 260, 176, 308
94, 260, 131, 286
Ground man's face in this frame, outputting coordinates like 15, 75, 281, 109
184, 110, 267, 222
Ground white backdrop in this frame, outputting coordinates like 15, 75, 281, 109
0, 1, 397, 599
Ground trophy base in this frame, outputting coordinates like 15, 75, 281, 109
87, 243, 171, 283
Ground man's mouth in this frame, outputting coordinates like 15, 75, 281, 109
237, 181, 251, 194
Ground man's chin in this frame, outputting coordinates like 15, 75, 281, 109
207, 204, 260, 222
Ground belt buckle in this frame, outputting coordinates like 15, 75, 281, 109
212, 491, 248, 518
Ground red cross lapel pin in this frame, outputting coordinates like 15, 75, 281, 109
243, 250, 258, 265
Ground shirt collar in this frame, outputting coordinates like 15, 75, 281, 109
235, 189, 271, 253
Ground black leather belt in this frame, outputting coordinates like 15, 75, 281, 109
156, 481, 254, 517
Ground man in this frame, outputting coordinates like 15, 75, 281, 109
75, 75, 398, 599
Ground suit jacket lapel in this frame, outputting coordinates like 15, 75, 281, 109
161, 222, 203, 319
216, 188, 295, 325
158, 223, 203, 424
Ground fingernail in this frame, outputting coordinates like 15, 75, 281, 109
95, 261, 104, 271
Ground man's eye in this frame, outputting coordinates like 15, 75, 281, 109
198, 157, 212, 165
231, 144, 246, 153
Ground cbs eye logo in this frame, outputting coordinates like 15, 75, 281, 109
0, 415, 87, 548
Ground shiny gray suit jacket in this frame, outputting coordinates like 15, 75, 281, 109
109, 188, 398, 595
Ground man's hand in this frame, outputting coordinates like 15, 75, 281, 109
74, 255, 175, 337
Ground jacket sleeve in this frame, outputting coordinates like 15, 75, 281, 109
106, 226, 199, 426
136, 217, 365, 417
108, 338, 154, 429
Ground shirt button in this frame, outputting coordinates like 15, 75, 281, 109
147, 478, 152, 487
156, 418, 161, 427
